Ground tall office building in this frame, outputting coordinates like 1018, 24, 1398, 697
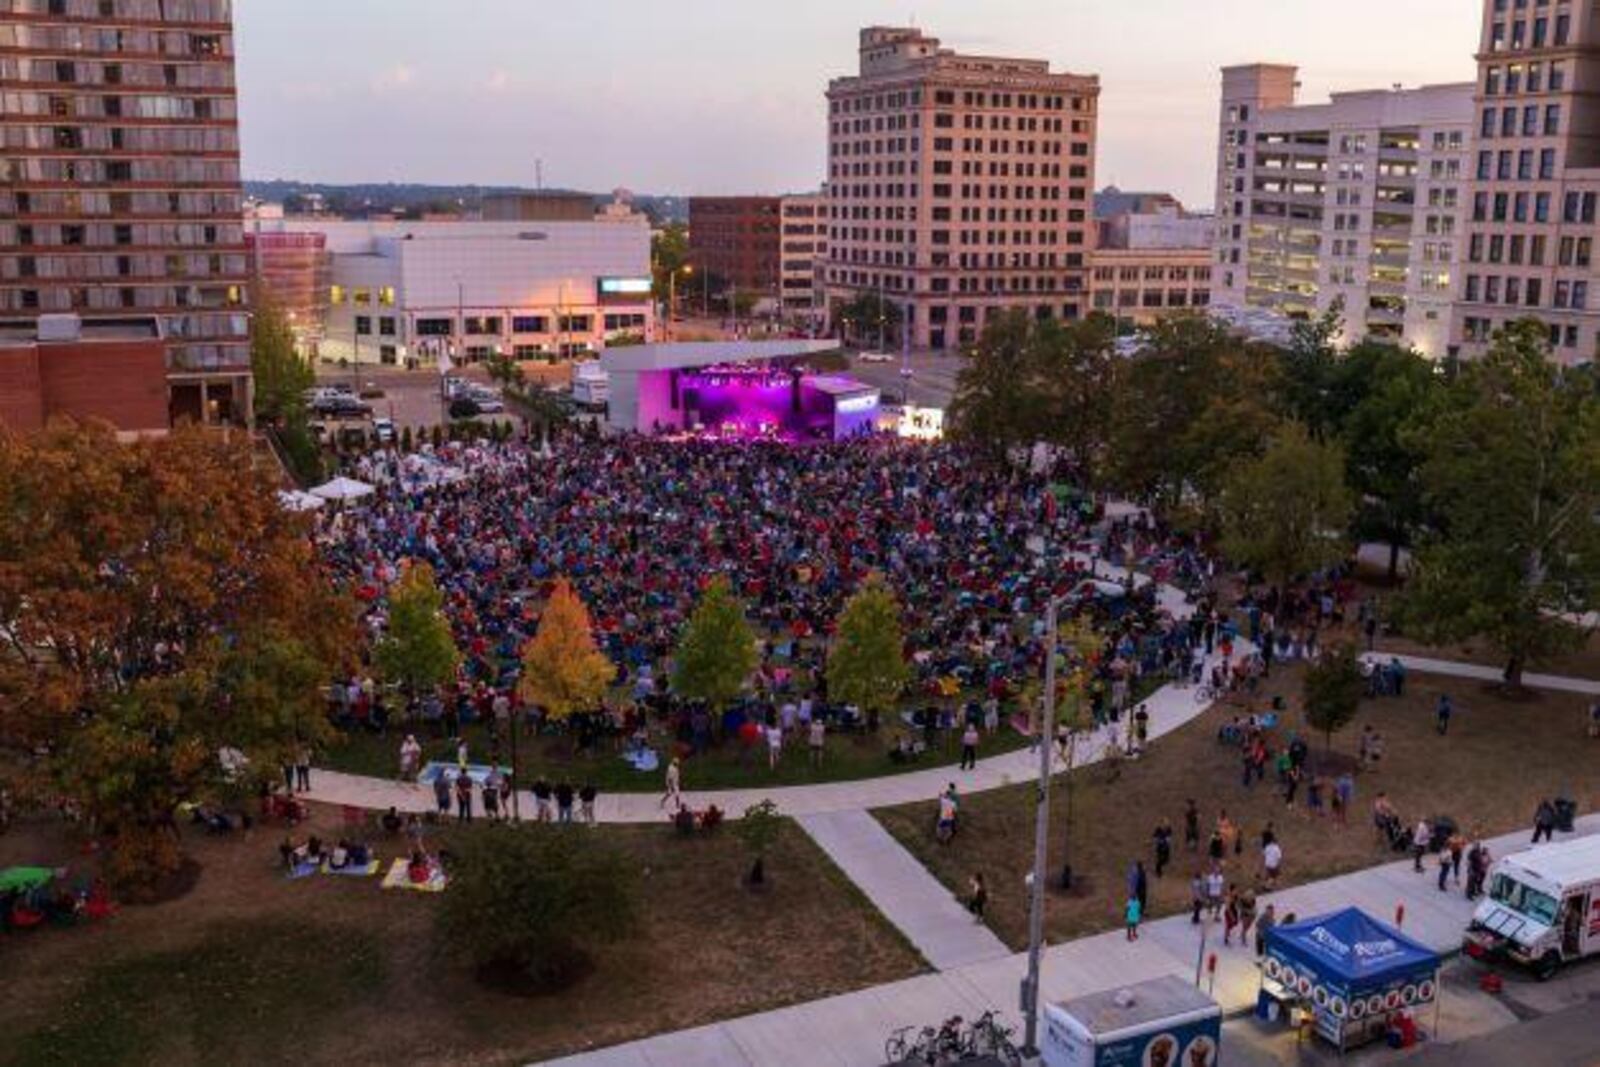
779, 192, 827, 323
823, 27, 1099, 351
0, 0, 249, 425
1214, 65, 1472, 357
1454, 0, 1600, 364
688, 196, 782, 296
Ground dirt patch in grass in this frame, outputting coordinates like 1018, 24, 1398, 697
0, 808, 922, 1067
876, 663, 1600, 951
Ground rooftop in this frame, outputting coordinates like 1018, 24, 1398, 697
599, 340, 842, 374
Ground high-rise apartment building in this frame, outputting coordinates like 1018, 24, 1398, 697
1454, 0, 1600, 364
1215, 66, 1472, 357
824, 27, 1099, 351
0, 0, 249, 425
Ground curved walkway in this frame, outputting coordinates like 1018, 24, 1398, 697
304, 552, 1217, 824
1364, 650, 1600, 696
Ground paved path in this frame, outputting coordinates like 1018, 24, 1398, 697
305, 556, 1214, 824
1366, 651, 1600, 696
537, 813, 1600, 1067
797, 810, 1010, 971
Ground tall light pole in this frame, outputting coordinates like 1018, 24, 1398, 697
1022, 597, 1062, 1059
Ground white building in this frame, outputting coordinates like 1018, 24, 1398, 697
1215, 65, 1473, 357
255, 217, 653, 366
780, 193, 828, 322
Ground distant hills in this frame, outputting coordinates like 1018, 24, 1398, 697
242, 180, 688, 224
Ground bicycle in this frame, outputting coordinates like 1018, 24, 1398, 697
968, 1010, 1022, 1065
884, 1025, 918, 1064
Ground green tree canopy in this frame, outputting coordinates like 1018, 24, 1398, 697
1303, 642, 1364, 752
826, 576, 911, 729
672, 575, 758, 711
1218, 420, 1353, 587
946, 309, 1039, 465
249, 281, 313, 425
1399, 320, 1600, 688
834, 291, 903, 348
437, 827, 636, 988
373, 561, 460, 699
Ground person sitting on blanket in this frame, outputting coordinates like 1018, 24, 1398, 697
407, 849, 438, 884
328, 839, 351, 870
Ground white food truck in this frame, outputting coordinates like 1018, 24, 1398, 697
1464, 835, 1600, 980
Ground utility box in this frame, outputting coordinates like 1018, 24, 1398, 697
1042, 975, 1221, 1067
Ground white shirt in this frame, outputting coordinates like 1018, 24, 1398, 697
1264, 842, 1283, 869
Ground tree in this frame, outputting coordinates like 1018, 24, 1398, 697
1275, 301, 1344, 438
651, 222, 689, 302
0, 422, 353, 889
1337, 343, 1441, 579
734, 799, 782, 887
1032, 315, 1118, 485
947, 310, 1039, 464
437, 826, 636, 990
834, 291, 903, 348
373, 561, 460, 703
672, 575, 757, 712
1106, 315, 1280, 515
1218, 421, 1353, 587
826, 576, 910, 731
505, 384, 571, 452
1399, 320, 1600, 688
249, 281, 313, 425
518, 578, 613, 723
485, 350, 526, 391
1303, 642, 1364, 752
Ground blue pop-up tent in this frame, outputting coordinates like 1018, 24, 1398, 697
1262, 907, 1441, 1051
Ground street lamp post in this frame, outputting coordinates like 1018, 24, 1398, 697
1021, 597, 1062, 1058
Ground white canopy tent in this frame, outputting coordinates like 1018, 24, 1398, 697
277, 489, 326, 513
309, 476, 375, 502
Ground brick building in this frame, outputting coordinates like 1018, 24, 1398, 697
0, 314, 168, 433
688, 196, 782, 295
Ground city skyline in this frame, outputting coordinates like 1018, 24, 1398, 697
235, 0, 1476, 206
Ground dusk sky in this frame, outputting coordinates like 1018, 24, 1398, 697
235, 0, 1477, 207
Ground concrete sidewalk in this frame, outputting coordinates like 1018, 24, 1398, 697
797, 810, 1009, 971
1367, 651, 1600, 696
537, 814, 1600, 1067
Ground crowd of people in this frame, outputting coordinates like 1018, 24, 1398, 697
316, 437, 1214, 763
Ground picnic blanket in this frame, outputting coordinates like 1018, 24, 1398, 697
380, 858, 446, 893
322, 858, 382, 878
622, 748, 659, 773
417, 761, 512, 787
285, 860, 322, 880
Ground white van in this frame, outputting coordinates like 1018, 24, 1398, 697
1464, 835, 1600, 980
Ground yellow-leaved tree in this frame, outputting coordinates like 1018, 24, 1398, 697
518, 578, 614, 723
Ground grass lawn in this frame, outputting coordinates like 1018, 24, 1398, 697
0, 806, 923, 1067
875, 662, 1600, 951
319, 716, 1032, 793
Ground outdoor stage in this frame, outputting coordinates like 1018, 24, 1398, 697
600, 341, 879, 442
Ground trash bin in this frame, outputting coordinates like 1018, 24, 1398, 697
1554, 797, 1577, 833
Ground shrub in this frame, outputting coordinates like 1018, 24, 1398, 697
436, 827, 636, 992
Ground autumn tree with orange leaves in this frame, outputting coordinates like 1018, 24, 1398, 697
518, 578, 613, 724
0, 421, 356, 892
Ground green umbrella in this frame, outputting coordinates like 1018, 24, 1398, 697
0, 866, 54, 893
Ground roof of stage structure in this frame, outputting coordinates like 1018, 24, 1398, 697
598, 339, 843, 374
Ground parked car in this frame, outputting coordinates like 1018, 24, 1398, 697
371, 417, 396, 444
449, 397, 484, 419
311, 396, 372, 418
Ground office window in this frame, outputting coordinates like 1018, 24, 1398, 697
1545, 105, 1561, 136
415, 317, 452, 336
354, 316, 372, 336
378, 317, 396, 337
1540, 149, 1556, 180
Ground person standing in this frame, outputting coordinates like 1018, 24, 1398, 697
1255, 903, 1277, 958
454, 771, 472, 824
967, 872, 989, 923
555, 780, 575, 823
482, 768, 503, 823
1189, 871, 1206, 925
1183, 799, 1200, 852
1263, 839, 1283, 889
1436, 693, 1453, 736
1436, 844, 1453, 891
534, 777, 554, 822
808, 717, 826, 768
1533, 799, 1556, 843
1412, 818, 1432, 872
1448, 831, 1466, 885
659, 759, 681, 811
399, 734, 423, 783
294, 743, 312, 794
960, 720, 980, 770
432, 770, 452, 817
766, 721, 784, 771
1125, 893, 1143, 941
579, 782, 598, 824
1134, 860, 1149, 915
1152, 819, 1173, 879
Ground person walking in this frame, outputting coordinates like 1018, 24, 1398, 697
660, 758, 681, 810
1448, 831, 1466, 886
1263, 838, 1283, 889
960, 721, 979, 771
1189, 870, 1206, 925
967, 872, 989, 923
1437, 845, 1453, 892
1412, 818, 1432, 872
1533, 799, 1556, 843
1223, 884, 1241, 946
1435, 693, 1453, 736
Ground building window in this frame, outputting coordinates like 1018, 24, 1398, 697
379, 286, 397, 306
511, 315, 547, 334
329, 285, 346, 305
379, 317, 396, 337
354, 316, 372, 336
415, 317, 452, 336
